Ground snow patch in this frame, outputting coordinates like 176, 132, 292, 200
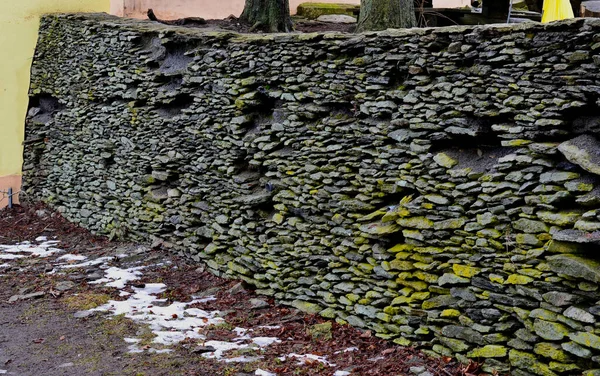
252, 337, 281, 347
60, 256, 113, 269
201, 340, 248, 359
255, 370, 276, 376
335, 347, 358, 354
0, 239, 62, 258
333, 371, 351, 376
56, 254, 87, 262
92, 283, 224, 351
223, 356, 262, 363
0, 254, 24, 260
281, 353, 335, 366
89, 266, 144, 289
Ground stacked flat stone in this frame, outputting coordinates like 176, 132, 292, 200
22, 14, 600, 374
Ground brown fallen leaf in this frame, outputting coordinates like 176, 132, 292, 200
59, 336, 65, 341
360, 330, 372, 338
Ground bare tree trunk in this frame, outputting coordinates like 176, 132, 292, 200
240, 0, 293, 32
356, 0, 416, 32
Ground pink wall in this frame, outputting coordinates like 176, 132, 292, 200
116, 0, 361, 20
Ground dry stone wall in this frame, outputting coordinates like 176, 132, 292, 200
23, 13, 600, 374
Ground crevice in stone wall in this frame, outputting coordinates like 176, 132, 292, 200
27, 94, 64, 125
100, 154, 116, 169
156, 75, 184, 92
159, 42, 195, 75
139, 35, 167, 68
430, 117, 501, 151
156, 92, 194, 118
568, 98, 600, 135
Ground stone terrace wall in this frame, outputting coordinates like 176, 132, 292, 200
23, 13, 600, 374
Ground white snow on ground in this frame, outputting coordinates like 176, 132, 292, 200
0, 239, 62, 258
202, 340, 250, 359
224, 356, 262, 363
255, 370, 276, 376
252, 337, 281, 347
334, 347, 358, 354
333, 371, 351, 376
59, 256, 114, 269
280, 353, 335, 366
89, 270, 283, 362
92, 282, 223, 351
0, 263, 10, 268
89, 266, 144, 289
0, 254, 24, 260
56, 254, 87, 262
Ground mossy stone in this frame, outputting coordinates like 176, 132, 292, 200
509, 349, 558, 376
569, 332, 600, 350
441, 309, 460, 318
296, 2, 360, 19
291, 300, 323, 314
514, 218, 549, 233
547, 254, 600, 283
452, 264, 480, 278
533, 319, 569, 341
505, 274, 534, 285
433, 152, 458, 168
397, 217, 434, 229
389, 260, 414, 271
534, 343, 572, 362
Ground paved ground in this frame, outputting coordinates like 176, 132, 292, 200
0, 204, 480, 376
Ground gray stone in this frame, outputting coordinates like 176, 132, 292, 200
74, 310, 96, 318
316, 14, 357, 23
558, 135, 600, 176
533, 319, 569, 340
8, 291, 45, 303
563, 306, 595, 323
542, 292, 582, 307
249, 298, 270, 310
55, 281, 76, 291
562, 341, 592, 358
441, 325, 484, 345
547, 254, 600, 283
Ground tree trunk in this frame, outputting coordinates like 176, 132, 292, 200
240, 0, 293, 32
579, 0, 598, 15
356, 0, 416, 32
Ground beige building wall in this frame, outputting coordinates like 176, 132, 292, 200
0, 0, 110, 209
119, 0, 469, 21
121, 0, 355, 20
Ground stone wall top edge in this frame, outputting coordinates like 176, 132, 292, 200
42, 13, 600, 44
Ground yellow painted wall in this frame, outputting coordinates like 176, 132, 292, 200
0, 0, 109, 204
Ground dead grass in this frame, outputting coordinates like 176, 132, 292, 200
63, 292, 111, 310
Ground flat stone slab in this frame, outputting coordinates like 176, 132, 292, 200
547, 254, 600, 283
316, 14, 357, 24
552, 229, 600, 244
296, 2, 360, 19
558, 135, 600, 175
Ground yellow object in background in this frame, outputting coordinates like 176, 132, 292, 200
0, 0, 109, 207
542, 0, 574, 22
